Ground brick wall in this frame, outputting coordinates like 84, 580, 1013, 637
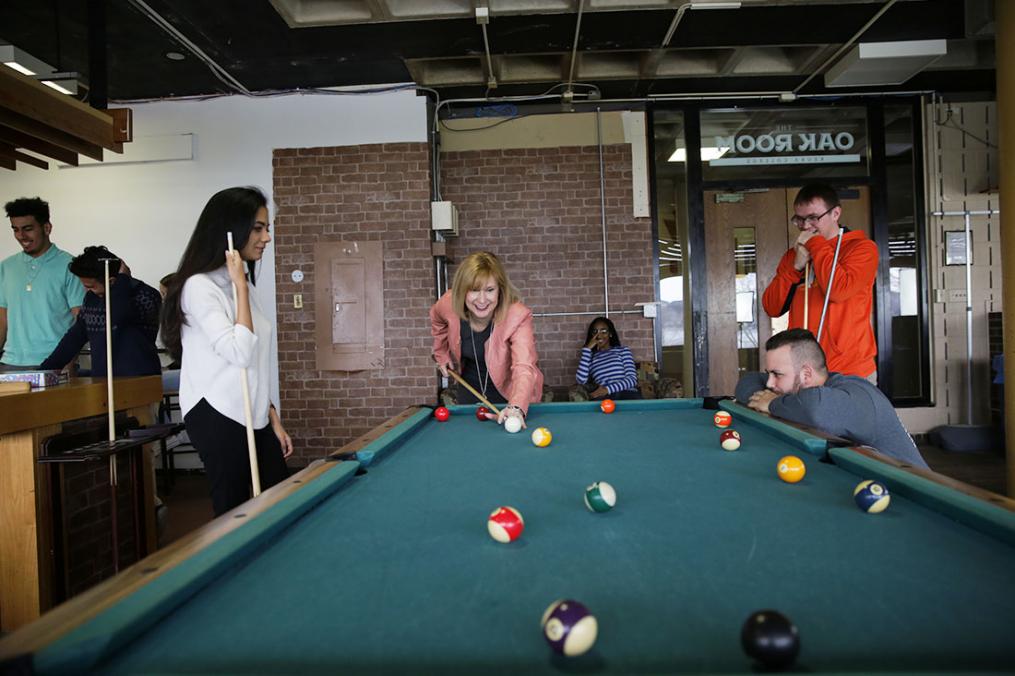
440, 145, 655, 392
273, 144, 436, 467
59, 453, 140, 599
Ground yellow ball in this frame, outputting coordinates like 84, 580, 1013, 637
531, 427, 552, 447
777, 455, 806, 483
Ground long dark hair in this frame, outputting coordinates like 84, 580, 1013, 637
160, 187, 267, 361
585, 316, 621, 350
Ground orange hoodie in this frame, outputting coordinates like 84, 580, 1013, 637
761, 229, 878, 378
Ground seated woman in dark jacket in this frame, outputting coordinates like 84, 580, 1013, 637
576, 317, 641, 400
40, 246, 162, 377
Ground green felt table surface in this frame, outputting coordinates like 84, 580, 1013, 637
27, 400, 1015, 674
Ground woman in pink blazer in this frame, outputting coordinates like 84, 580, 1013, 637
430, 251, 544, 429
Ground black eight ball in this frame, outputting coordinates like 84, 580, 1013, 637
741, 610, 800, 669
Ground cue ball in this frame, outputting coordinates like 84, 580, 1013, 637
600, 399, 616, 414
719, 429, 741, 451
713, 411, 733, 428
777, 455, 806, 483
584, 481, 617, 512
434, 406, 450, 422
541, 599, 598, 657
531, 427, 552, 447
475, 406, 489, 421
487, 506, 524, 543
853, 479, 891, 513
504, 415, 523, 434
741, 610, 800, 669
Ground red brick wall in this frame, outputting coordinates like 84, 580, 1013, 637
273, 144, 436, 467
440, 145, 655, 392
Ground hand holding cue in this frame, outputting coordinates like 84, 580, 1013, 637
227, 232, 261, 497
803, 261, 810, 330
445, 367, 501, 416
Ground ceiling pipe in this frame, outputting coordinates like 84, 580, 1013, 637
476, 5, 496, 90
126, 0, 252, 96
793, 0, 898, 94
565, 0, 586, 94
662, 1, 742, 49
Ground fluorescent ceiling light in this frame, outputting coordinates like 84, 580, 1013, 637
3, 60, 34, 76
42, 80, 75, 95
690, 1, 742, 8
668, 146, 729, 163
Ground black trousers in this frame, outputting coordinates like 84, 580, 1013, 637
184, 398, 289, 516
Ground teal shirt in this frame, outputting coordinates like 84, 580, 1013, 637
0, 244, 85, 366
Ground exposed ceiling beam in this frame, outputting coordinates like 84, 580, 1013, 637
0, 108, 106, 161
0, 142, 49, 170
0, 66, 122, 149
0, 125, 79, 165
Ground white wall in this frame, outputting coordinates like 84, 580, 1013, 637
1, 90, 428, 406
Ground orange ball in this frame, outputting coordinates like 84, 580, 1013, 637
713, 411, 733, 428
600, 399, 616, 414
777, 455, 806, 483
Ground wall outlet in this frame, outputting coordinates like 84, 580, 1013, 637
294, 294, 303, 309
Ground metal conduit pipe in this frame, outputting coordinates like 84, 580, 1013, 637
930, 209, 1001, 426
596, 107, 609, 318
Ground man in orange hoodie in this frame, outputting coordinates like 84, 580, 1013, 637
761, 184, 878, 381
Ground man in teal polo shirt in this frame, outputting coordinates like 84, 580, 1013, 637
1, 197, 85, 367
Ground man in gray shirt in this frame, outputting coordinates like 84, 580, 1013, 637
735, 329, 929, 469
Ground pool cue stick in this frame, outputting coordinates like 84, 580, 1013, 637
102, 259, 116, 473
227, 232, 261, 497
445, 367, 501, 416
816, 228, 844, 342
803, 261, 810, 330
101, 258, 120, 572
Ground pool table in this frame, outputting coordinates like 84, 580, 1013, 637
2, 399, 1014, 674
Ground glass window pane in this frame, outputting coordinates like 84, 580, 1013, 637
885, 105, 923, 398
652, 110, 688, 391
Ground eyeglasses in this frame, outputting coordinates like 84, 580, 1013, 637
790, 206, 835, 227
592, 328, 611, 335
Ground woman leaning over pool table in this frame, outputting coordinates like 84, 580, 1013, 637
430, 251, 544, 430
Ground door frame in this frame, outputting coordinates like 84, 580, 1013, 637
652, 97, 931, 406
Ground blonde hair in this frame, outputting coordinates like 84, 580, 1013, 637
450, 251, 521, 324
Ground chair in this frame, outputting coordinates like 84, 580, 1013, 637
156, 372, 199, 493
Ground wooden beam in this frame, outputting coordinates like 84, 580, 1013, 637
0, 108, 105, 161
0, 65, 119, 150
0, 125, 78, 166
0, 143, 49, 170
0, 154, 14, 170
107, 108, 132, 145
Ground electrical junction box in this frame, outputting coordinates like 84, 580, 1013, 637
431, 201, 458, 236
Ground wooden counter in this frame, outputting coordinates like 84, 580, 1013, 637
0, 376, 162, 632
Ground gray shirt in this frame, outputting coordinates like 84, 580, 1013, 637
735, 372, 929, 469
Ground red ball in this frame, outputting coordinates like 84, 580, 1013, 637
434, 406, 450, 422
600, 399, 616, 414
476, 406, 490, 421
720, 429, 741, 451
713, 411, 733, 428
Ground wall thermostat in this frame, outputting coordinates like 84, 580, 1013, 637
291, 269, 304, 283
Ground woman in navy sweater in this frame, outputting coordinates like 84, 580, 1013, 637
576, 317, 641, 400
40, 246, 161, 377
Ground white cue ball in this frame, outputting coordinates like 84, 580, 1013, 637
504, 415, 523, 434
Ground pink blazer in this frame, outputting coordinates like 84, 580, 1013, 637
429, 291, 544, 414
